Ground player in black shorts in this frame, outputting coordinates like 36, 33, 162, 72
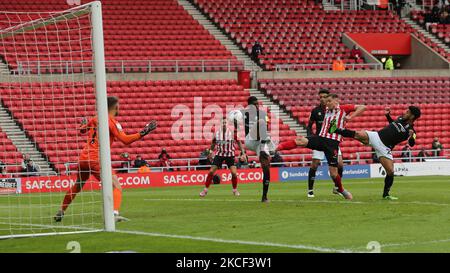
331, 106, 421, 200
278, 94, 366, 199
200, 118, 245, 197
306, 88, 345, 198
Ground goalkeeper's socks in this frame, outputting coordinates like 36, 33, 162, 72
335, 128, 356, 138
61, 184, 82, 211
205, 173, 213, 188
231, 175, 238, 189
278, 140, 297, 150
308, 168, 316, 191
383, 174, 394, 197
113, 188, 122, 212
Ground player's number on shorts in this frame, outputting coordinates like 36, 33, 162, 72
66, 241, 81, 253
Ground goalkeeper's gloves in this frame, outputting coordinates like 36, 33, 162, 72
80, 117, 88, 125
140, 120, 157, 137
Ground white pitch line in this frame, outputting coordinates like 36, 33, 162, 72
0, 229, 102, 240
352, 238, 450, 251
0, 222, 101, 240
115, 229, 354, 253
0, 221, 99, 231
380, 238, 450, 249
143, 198, 450, 207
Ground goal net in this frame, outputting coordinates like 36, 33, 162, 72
0, 1, 114, 239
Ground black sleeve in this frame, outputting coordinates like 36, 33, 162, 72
385, 113, 394, 123
306, 111, 315, 136
306, 119, 314, 136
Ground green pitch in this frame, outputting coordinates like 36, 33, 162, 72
1, 176, 450, 253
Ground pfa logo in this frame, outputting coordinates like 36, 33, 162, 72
281, 171, 289, 179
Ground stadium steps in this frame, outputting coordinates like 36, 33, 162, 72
0, 62, 10, 75
0, 107, 54, 174
178, 0, 261, 71
403, 17, 450, 54
248, 89, 306, 137
321, 1, 340, 11
404, 0, 421, 12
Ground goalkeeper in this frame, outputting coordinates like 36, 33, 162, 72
329, 106, 420, 200
54, 96, 157, 222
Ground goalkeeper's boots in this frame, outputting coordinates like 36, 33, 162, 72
261, 196, 270, 203
307, 190, 315, 198
383, 195, 398, 200
328, 118, 338, 134
114, 212, 130, 222
54, 210, 64, 222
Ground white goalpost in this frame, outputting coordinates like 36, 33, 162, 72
0, 1, 114, 239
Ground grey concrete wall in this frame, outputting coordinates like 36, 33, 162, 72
402, 35, 450, 69
0, 71, 238, 83
258, 69, 450, 79
2, 68, 450, 84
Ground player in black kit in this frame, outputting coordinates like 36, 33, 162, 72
330, 106, 421, 200
242, 96, 276, 203
306, 88, 344, 198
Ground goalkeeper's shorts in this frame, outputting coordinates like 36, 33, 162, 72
78, 160, 117, 181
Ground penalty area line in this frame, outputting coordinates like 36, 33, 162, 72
115, 229, 354, 253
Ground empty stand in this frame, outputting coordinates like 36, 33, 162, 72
411, 10, 450, 57
0, 0, 241, 73
0, 129, 22, 173
194, 0, 450, 70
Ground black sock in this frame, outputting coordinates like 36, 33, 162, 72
308, 168, 316, 191
383, 174, 394, 197
335, 128, 356, 138
262, 167, 270, 199
338, 167, 343, 178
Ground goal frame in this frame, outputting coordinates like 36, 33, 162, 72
0, 1, 115, 238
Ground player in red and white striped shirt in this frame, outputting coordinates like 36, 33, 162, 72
278, 94, 366, 199
200, 118, 246, 197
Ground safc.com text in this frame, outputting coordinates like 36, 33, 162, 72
24, 175, 150, 191
163, 171, 263, 184
19, 169, 280, 193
